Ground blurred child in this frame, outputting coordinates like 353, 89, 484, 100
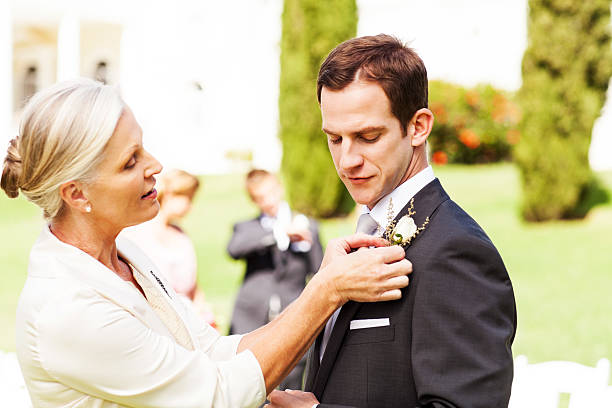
123, 169, 216, 328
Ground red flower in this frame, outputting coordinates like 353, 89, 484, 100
506, 129, 520, 145
465, 91, 479, 107
458, 129, 481, 149
430, 102, 448, 124
432, 151, 448, 165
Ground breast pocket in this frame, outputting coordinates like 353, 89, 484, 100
344, 325, 395, 345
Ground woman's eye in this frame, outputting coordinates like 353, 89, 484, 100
124, 155, 137, 169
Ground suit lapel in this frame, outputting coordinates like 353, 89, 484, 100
303, 334, 321, 391
312, 300, 362, 397
393, 178, 449, 233
308, 179, 449, 397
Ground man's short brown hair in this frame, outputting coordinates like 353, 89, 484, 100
317, 34, 428, 132
245, 169, 277, 193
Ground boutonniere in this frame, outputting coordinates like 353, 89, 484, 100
383, 198, 429, 248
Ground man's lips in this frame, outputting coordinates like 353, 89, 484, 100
141, 188, 157, 200
347, 176, 373, 185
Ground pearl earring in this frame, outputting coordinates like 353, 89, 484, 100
85, 204, 92, 213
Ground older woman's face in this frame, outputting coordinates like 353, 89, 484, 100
85, 108, 162, 232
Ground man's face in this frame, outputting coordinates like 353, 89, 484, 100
321, 80, 414, 209
249, 177, 283, 217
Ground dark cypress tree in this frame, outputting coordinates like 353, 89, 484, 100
279, 0, 357, 217
517, 0, 612, 221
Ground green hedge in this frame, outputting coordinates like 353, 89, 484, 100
278, 0, 357, 218
516, 0, 612, 221
429, 81, 519, 165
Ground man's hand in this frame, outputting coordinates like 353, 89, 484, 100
265, 389, 320, 408
286, 226, 313, 243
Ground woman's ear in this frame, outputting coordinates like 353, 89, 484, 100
408, 108, 434, 147
59, 181, 90, 214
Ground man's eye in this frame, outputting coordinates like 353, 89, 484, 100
362, 134, 380, 143
328, 136, 342, 145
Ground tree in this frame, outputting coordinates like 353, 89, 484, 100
279, 0, 357, 218
517, 0, 612, 221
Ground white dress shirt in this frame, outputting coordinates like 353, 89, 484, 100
16, 226, 266, 408
319, 166, 435, 362
260, 201, 312, 252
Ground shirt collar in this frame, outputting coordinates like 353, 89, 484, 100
364, 166, 435, 229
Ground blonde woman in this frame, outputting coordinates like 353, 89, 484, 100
2, 79, 412, 408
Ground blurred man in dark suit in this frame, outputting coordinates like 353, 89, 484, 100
228, 169, 323, 390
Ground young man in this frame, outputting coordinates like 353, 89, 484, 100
268, 34, 516, 408
227, 169, 323, 390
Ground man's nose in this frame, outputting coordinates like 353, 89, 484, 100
339, 139, 364, 171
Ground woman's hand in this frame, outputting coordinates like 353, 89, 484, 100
265, 389, 319, 408
313, 233, 412, 306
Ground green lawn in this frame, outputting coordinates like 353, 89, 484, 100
1, 164, 611, 368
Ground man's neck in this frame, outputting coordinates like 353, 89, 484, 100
366, 165, 435, 229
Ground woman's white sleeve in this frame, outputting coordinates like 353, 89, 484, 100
36, 293, 266, 408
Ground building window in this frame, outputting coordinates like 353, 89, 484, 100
94, 61, 108, 84
23, 66, 38, 104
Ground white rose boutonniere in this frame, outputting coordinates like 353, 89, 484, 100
391, 215, 418, 245
383, 198, 430, 248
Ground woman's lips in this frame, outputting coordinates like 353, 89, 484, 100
141, 188, 157, 200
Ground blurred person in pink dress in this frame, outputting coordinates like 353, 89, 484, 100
123, 169, 216, 328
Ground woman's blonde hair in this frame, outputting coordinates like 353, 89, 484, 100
1, 78, 125, 219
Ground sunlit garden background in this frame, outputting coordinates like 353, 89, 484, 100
2, 164, 612, 366
2, 1, 612, 406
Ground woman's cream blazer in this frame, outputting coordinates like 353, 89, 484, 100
15, 226, 265, 408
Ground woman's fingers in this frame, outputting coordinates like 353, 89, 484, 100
382, 274, 410, 290
383, 258, 413, 277
378, 289, 403, 301
374, 244, 406, 264
343, 233, 389, 250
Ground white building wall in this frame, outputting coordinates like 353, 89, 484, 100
56, 12, 80, 81
2, 0, 611, 172
0, 0, 12, 139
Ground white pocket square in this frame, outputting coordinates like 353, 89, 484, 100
349, 318, 390, 330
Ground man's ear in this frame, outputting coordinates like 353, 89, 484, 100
408, 108, 434, 147
59, 181, 90, 214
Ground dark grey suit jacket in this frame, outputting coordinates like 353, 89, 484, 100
227, 213, 323, 335
304, 179, 516, 408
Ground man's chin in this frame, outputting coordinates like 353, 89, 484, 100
347, 192, 375, 208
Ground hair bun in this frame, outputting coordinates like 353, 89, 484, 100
1, 136, 23, 198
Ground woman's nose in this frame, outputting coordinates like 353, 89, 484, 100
144, 150, 163, 177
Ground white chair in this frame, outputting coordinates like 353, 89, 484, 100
509, 355, 611, 408
0, 351, 32, 408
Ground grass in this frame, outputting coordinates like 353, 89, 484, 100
1, 163, 611, 368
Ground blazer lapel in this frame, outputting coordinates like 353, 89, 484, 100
116, 234, 199, 349
308, 179, 449, 397
393, 178, 449, 234
303, 335, 321, 391
312, 300, 362, 398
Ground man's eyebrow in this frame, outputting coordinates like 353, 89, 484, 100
322, 128, 339, 136
322, 126, 385, 136
354, 126, 385, 135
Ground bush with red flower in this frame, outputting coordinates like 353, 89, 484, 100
428, 80, 520, 164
